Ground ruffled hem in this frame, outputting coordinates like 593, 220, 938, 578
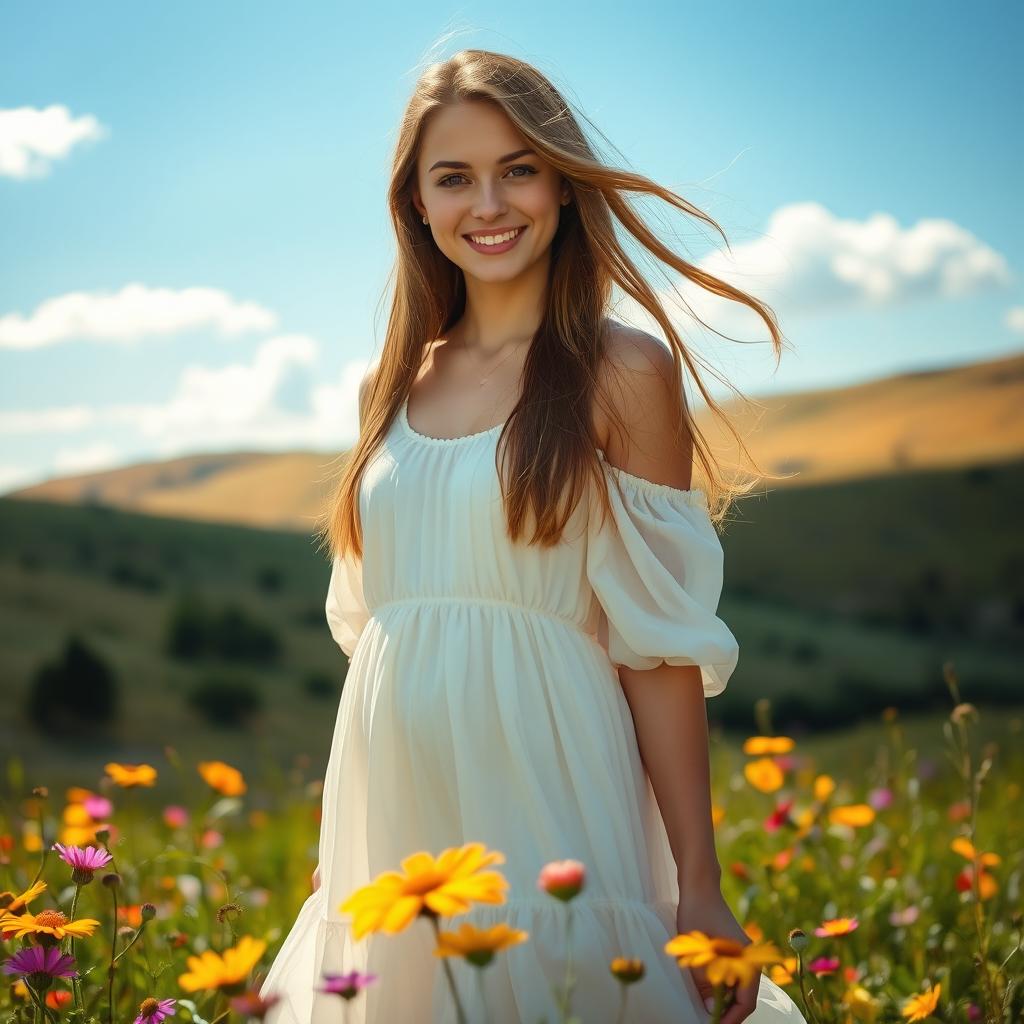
261, 890, 805, 1024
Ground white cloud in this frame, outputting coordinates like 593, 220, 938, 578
0, 405, 97, 434
0, 335, 368, 459
0, 335, 371, 483
0, 104, 106, 179
52, 442, 124, 476
0, 284, 278, 351
1005, 306, 1024, 335
0, 463, 44, 494
617, 201, 1014, 342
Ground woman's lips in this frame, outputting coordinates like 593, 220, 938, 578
463, 226, 527, 255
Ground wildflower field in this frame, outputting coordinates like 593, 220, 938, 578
1, 667, 1020, 1024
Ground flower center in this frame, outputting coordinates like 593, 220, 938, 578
139, 997, 160, 1016
34, 910, 68, 928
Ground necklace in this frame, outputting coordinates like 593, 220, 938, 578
460, 336, 526, 387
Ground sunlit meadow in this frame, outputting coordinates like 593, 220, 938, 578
1, 665, 1020, 1024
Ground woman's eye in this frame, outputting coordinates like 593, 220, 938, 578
438, 165, 537, 188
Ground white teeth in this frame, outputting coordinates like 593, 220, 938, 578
469, 227, 522, 246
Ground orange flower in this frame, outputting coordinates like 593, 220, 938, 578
813, 775, 836, 802
829, 804, 875, 827
197, 761, 247, 797
950, 836, 1001, 867
742, 736, 795, 756
814, 916, 859, 937
744, 758, 784, 793
433, 921, 528, 966
610, 957, 646, 983
901, 982, 940, 1021
105, 763, 157, 788
0, 879, 47, 916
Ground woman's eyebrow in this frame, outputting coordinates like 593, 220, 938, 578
428, 148, 536, 172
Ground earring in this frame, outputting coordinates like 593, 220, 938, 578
422, 215, 428, 224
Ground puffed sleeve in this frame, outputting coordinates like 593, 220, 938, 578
586, 450, 739, 697
324, 551, 371, 658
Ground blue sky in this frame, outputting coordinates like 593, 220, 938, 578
2, 1, 1021, 493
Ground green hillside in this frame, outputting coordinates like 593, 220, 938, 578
1, 456, 1021, 796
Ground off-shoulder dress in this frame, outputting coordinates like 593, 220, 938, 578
260, 397, 805, 1024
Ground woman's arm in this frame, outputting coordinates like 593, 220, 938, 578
596, 325, 723, 888
619, 662, 722, 888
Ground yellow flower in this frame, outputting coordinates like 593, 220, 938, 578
433, 921, 528, 966
340, 842, 509, 940
846, 984, 880, 1022
664, 931, 784, 988
0, 879, 48, 915
178, 936, 267, 992
742, 736, 795, 756
197, 760, 247, 797
711, 804, 726, 827
950, 836, 1001, 867
829, 803, 875, 827
610, 957, 646, 983
901, 982, 940, 1021
0, 908, 101, 940
813, 774, 836, 802
744, 758, 784, 793
769, 956, 798, 985
105, 763, 157, 787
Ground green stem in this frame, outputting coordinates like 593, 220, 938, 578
427, 916, 468, 1024
614, 985, 628, 1024
107, 885, 119, 1024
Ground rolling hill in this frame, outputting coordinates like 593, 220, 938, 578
8, 349, 1024, 531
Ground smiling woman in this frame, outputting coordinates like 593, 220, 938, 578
258, 47, 801, 1024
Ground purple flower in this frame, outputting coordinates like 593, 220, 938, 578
2, 945, 78, 991
52, 842, 113, 885
229, 990, 282, 1018
134, 996, 177, 1022
317, 970, 378, 999
83, 795, 113, 819
868, 786, 894, 810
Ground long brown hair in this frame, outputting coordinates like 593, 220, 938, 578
316, 48, 788, 563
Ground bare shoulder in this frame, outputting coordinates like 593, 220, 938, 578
593, 319, 693, 490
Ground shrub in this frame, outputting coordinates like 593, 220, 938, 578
26, 634, 119, 735
187, 673, 264, 729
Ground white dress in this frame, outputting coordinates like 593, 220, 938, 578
260, 397, 805, 1024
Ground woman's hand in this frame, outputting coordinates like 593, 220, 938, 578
675, 890, 760, 1024
312, 863, 321, 893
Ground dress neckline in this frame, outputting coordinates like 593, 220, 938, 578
399, 396, 508, 446
397, 398, 707, 504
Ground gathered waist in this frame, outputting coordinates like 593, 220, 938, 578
370, 594, 595, 642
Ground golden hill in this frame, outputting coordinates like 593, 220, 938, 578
9, 349, 1023, 532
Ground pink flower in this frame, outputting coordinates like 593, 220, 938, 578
807, 956, 840, 975
162, 805, 189, 829
537, 859, 586, 902
889, 905, 920, 927
134, 996, 177, 1022
52, 842, 113, 884
200, 828, 223, 849
83, 795, 113, 820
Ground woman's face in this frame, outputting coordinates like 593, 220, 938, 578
413, 100, 570, 283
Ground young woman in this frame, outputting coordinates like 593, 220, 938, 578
260, 49, 804, 1024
